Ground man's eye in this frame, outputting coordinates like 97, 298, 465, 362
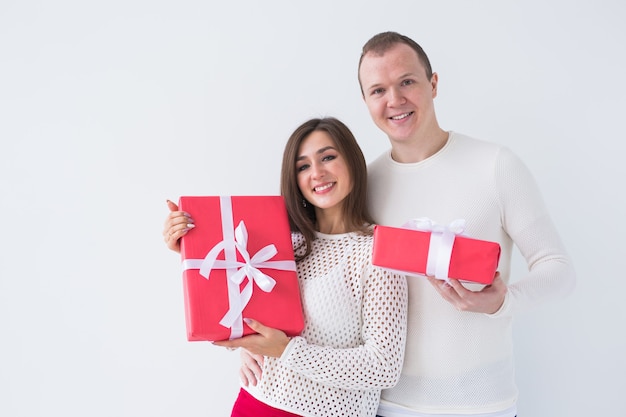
372, 88, 384, 95
401, 79, 414, 86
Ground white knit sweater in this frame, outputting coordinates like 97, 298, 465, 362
368, 132, 576, 415
244, 230, 408, 417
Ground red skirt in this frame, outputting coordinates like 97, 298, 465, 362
230, 388, 302, 417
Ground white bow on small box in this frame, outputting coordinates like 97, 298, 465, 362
401, 217, 467, 283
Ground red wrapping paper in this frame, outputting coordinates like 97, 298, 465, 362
179, 196, 304, 341
372, 224, 501, 285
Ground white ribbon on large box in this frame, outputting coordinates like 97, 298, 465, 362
182, 196, 297, 339
401, 217, 466, 282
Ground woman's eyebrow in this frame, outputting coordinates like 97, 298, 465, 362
297, 146, 336, 161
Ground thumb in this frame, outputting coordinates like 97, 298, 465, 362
488, 272, 506, 290
166, 199, 179, 212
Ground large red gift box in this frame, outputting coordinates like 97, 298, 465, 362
372, 220, 501, 285
178, 196, 304, 342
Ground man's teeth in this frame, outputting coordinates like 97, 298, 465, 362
315, 183, 334, 192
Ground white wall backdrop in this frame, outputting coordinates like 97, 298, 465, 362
1, 1, 624, 416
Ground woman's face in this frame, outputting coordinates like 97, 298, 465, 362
295, 130, 353, 215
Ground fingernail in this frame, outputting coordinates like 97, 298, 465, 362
243, 318, 252, 324
186, 223, 195, 229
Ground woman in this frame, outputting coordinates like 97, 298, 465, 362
163, 117, 408, 417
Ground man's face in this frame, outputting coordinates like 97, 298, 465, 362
359, 43, 438, 144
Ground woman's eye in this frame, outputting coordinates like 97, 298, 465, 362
322, 154, 336, 162
297, 164, 309, 172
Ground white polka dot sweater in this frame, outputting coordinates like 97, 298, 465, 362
244, 230, 408, 417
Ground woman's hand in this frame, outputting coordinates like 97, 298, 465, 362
162, 199, 195, 253
238, 349, 264, 386
213, 318, 292, 358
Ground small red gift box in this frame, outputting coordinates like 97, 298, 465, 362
372, 219, 501, 285
178, 196, 304, 342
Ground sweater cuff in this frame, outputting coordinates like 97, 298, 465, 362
278, 336, 301, 363
485, 290, 512, 318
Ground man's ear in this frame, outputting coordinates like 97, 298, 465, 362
431, 72, 439, 98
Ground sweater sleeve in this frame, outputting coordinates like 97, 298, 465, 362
492, 147, 576, 316
279, 264, 408, 390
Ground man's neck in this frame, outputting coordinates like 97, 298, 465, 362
390, 129, 449, 163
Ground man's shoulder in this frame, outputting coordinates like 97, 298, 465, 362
450, 131, 502, 150
451, 132, 529, 176
449, 131, 516, 161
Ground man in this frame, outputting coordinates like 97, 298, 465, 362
358, 31, 575, 417
240, 31, 575, 417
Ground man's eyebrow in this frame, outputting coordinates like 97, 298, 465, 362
365, 72, 416, 90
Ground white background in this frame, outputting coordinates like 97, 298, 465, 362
1, 1, 624, 416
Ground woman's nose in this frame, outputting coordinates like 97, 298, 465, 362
310, 162, 325, 179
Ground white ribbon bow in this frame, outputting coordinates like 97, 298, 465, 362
402, 217, 466, 282
182, 196, 296, 339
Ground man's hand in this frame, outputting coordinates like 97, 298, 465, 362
426, 272, 507, 314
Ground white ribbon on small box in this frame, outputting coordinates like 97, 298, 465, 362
182, 196, 297, 339
401, 217, 466, 282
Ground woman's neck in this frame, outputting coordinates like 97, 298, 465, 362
315, 207, 349, 234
